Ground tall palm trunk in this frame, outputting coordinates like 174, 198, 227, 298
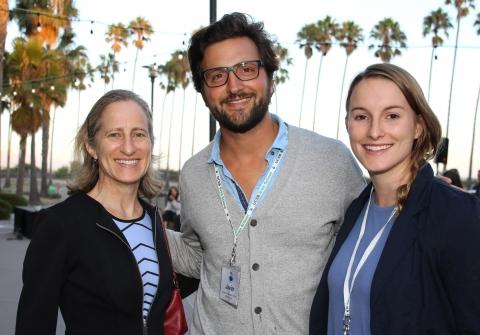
49, 106, 57, 184
0, 0, 8, 97
191, 93, 198, 157
336, 56, 350, 139
299, 59, 310, 127
40, 109, 50, 196
312, 54, 325, 132
131, 48, 139, 91
446, 16, 461, 138
165, 90, 176, 190
0, 109, 2, 190
158, 90, 168, 177
77, 89, 81, 129
29, 132, 40, 205
16, 135, 27, 195
177, 89, 186, 174
467, 83, 480, 186
427, 47, 436, 102
4, 116, 12, 188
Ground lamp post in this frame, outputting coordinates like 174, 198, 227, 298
143, 63, 158, 112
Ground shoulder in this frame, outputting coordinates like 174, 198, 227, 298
39, 192, 101, 224
288, 125, 353, 161
428, 177, 480, 215
181, 142, 213, 175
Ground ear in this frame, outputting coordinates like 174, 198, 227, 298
200, 89, 209, 107
269, 80, 276, 98
414, 115, 425, 139
84, 138, 98, 160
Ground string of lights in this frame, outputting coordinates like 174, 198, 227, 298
0, 7, 186, 35
2, 7, 479, 49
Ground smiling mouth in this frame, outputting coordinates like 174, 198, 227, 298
364, 144, 393, 152
115, 159, 139, 166
222, 94, 253, 105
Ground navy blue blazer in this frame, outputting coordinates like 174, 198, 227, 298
16, 192, 173, 335
310, 164, 480, 335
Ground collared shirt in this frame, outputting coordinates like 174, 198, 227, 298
207, 114, 288, 212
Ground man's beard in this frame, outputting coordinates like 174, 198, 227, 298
209, 91, 271, 134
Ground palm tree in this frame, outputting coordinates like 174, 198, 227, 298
106, 22, 130, 54
129, 17, 153, 91
97, 53, 119, 92
159, 57, 180, 189
423, 8, 453, 102
163, 50, 190, 175
369, 18, 407, 63
0, 96, 8, 189
468, 14, 480, 185
336, 21, 363, 139
312, 16, 338, 131
13, 0, 78, 49
273, 42, 292, 115
476, 12, 480, 34
12, 0, 81, 197
106, 23, 130, 89
444, 0, 476, 139
6, 37, 45, 201
38, 49, 68, 196
4, 107, 13, 188
296, 23, 317, 127
0, 0, 8, 97
11, 106, 41, 197
468, 82, 479, 186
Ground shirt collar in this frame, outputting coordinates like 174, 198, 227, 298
207, 114, 288, 166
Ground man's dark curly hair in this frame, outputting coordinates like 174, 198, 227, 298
188, 12, 279, 92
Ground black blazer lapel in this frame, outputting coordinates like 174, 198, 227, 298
371, 165, 432, 304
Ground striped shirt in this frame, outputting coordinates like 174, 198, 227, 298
113, 212, 159, 321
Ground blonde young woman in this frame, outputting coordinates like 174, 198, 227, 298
16, 90, 174, 335
310, 64, 480, 334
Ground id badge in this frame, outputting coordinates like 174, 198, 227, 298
219, 264, 241, 307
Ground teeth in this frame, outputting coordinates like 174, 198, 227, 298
116, 159, 138, 165
225, 96, 251, 104
365, 144, 392, 151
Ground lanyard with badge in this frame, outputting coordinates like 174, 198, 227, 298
342, 188, 397, 335
214, 150, 284, 307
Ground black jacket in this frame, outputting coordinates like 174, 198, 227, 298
16, 192, 173, 335
310, 165, 480, 335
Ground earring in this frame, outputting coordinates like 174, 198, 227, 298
93, 158, 98, 164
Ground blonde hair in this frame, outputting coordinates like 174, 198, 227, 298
346, 63, 442, 212
68, 89, 162, 199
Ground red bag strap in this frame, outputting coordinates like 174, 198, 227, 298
157, 209, 179, 287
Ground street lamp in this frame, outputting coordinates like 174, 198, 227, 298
143, 63, 159, 112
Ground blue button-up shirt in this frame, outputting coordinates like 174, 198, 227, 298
208, 114, 289, 212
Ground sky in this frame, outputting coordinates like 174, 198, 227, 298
3, 0, 480, 182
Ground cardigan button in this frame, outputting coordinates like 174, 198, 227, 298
252, 263, 260, 271
254, 306, 262, 314
250, 219, 257, 227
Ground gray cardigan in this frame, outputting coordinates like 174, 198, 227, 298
168, 125, 365, 335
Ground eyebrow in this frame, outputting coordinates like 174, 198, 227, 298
350, 105, 406, 113
104, 127, 148, 133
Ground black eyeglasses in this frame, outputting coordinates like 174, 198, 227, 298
201, 60, 263, 88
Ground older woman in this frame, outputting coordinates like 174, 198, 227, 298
310, 64, 480, 334
16, 90, 174, 335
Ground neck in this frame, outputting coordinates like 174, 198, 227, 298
370, 165, 412, 208
220, 113, 278, 160
87, 179, 142, 219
